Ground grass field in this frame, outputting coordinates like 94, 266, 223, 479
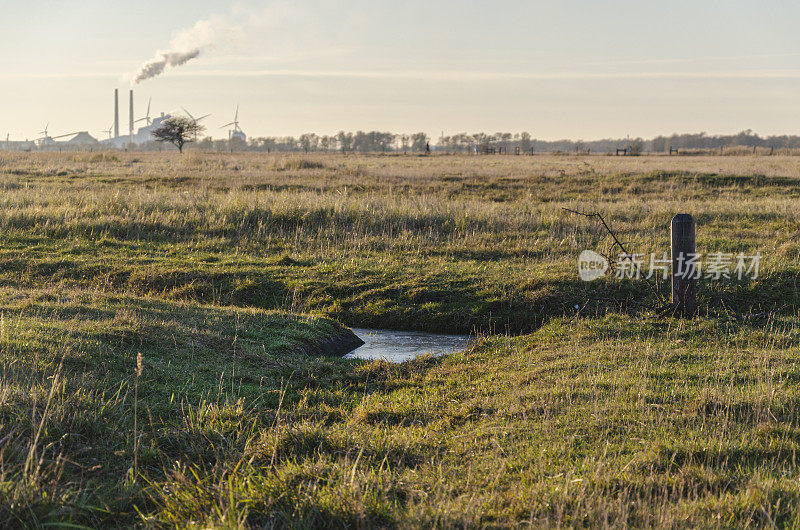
0, 151, 798, 527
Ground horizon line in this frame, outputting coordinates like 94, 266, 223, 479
3, 68, 800, 82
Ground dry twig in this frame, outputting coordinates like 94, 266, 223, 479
564, 207, 670, 310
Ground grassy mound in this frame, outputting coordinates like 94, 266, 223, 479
142, 314, 800, 527
3, 293, 799, 526
0, 287, 359, 526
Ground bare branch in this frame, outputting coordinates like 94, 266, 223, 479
564, 207, 668, 307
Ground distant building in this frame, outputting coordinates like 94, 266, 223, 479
65, 132, 99, 147
132, 113, 172, 145
100, 113, 173, 148
1, 140, 35, 151
30, 132, 99, 150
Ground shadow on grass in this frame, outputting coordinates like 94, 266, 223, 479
2, 252, 797, 336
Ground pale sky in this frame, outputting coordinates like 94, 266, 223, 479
1, 0, 798, 141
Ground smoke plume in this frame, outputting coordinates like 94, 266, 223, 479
132, 19, 222, 84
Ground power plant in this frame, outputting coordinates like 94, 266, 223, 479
101, 88, 174, 149
1, 88, 245, 151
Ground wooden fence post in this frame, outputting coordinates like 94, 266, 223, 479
671, 214, 697, 316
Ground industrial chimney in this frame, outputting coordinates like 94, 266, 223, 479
114, 89, 119, 138
129, 90, 134, 141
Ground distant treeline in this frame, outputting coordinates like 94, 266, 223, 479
11, 129, 797, 153
193, 129, 800, 153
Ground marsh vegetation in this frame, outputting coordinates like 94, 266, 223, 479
0, 152, 797, 527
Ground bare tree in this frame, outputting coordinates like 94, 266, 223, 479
152, 116, 205, 153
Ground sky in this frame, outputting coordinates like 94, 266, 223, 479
1, 0, 799, 141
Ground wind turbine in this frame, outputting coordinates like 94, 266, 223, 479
181, 106, 209, 141
35, 127, 76, 147
36, 123, 50, 140
181, 106, 210, 125
100, 124, 113, 139
134, 97, 153, 127
220, 105, 244, 140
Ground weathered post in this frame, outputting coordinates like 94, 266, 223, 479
671, 214, 697, 316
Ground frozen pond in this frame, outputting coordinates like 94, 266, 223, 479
345, 328, 473, 363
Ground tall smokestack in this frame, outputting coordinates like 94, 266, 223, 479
114, 89, 119, 138
129, 90, 134, 140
